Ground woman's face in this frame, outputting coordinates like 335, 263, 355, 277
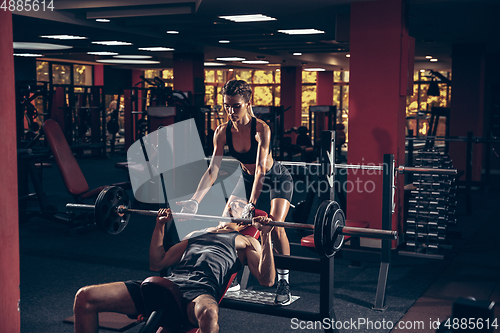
223, 95, 250, 122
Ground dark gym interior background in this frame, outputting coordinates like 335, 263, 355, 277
1, 0, 500, 332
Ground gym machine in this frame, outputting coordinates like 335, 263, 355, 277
50, 84, 107, 157
123, 76, 211, 153
309, 105, 345, 162
15, 80, 51, 147
252, 105, 287, 159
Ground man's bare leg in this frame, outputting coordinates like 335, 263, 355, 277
186, 294, 220, 333
73, 282, 137, 333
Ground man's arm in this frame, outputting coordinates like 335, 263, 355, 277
244, 217, 275, 287
149, 208, 188, 272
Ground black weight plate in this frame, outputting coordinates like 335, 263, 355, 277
95, 186, 130, 235
313, 201, 328, 257
323, 209, 345, 257
314, 200, 342, 258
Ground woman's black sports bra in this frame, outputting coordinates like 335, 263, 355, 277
226, 117, 258, 164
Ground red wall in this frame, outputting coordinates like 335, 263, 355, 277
0, 10, 21, 333
348, 0, 411, 240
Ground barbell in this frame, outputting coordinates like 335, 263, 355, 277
204, 157, 458, 175
66, 186, 398, 258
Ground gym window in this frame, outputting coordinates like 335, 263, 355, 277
36, 61, 94, 87
406, 70, 451, 137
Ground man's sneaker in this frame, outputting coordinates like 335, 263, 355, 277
274, 279, 291, 306
227, 278, 240, 292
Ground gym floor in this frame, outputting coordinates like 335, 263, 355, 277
19, 153, 499, 333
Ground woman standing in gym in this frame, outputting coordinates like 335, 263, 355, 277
178, 79, 293, 305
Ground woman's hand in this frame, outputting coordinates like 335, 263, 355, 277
241, 202, 255, 219
176, 199, 199, 215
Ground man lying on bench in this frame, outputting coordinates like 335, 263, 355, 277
73, 201, 275, 333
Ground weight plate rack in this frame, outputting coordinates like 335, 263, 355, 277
405, 148, 457, 258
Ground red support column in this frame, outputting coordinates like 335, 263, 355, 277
316, 71, 334, 130
281, 66, 302, 136
132, 69, 142, 87
0, 10, 21, 333
316, 71, 334, 105
173, 52, 205, 106
93, 64, 104, 86
348, 0, 413, 242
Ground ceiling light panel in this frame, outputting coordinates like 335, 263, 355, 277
96, 59, 160, 64
204, 62, 226, 66
166, 31, 179, 34
92, 41, 132, 46
278, 29, 325, 35
114, 55, 152, 59
13, 42, 73, 50
87, 51, 119, 56
41, 35, 87, 40
96, 19, 110, 22
304, 68, 326, 71
14, 53, 43, 57
242, 60, 269, 64
219, 14, 277, 23
138, 47, 174, 51
216, 57, 246, 61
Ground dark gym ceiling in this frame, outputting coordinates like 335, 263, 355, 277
11, 0, 500, 71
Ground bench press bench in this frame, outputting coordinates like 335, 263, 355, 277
300, 218, 392, 312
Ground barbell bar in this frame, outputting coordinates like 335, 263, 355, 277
66, 186, 397, 258
203, 157, 457, 175
117, 207, 395, 240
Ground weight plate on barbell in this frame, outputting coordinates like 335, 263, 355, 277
314, 200, 343, 258
95, 186, 130, 235
323, 208, 345, 258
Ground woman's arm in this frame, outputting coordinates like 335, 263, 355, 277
189, 124, 227, 203
248, 122, 272, 205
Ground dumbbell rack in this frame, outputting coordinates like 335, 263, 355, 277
403, 148, 457, 259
